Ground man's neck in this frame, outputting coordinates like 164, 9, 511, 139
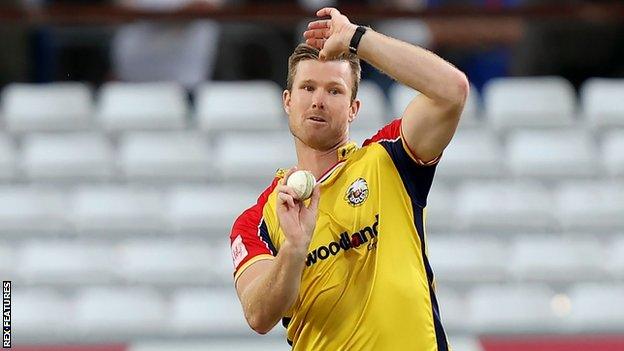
294, 138, 349, 180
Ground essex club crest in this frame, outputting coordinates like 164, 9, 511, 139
345, 178, 369, 206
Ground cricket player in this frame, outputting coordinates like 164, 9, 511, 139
230, 7, 468, 350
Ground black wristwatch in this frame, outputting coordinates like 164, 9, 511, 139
349, 26, 367, 55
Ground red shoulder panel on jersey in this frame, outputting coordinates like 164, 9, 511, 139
363, 118, 402, 146
230, 177, 279, 278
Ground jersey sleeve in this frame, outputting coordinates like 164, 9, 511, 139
230, 178, 279, 283
363, 118, 440, 208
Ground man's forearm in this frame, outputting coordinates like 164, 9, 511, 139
355, 28, 467, 105
239, 242, 307, 334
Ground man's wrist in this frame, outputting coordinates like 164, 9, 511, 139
281, 238, 310, 258
341, 23, 358, 54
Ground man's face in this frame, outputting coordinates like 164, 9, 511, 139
283, 59, 360, 151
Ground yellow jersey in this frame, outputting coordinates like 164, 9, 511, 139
230, 119, 449, 350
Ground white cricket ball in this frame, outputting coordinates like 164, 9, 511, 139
286, 170, 316, 200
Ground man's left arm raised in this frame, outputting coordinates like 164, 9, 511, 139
305, 7, 469, 164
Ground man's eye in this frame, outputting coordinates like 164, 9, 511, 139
303, 85, 314, 91
330, 89, 340, 95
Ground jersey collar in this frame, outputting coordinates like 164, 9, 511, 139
275, 141, 359, 180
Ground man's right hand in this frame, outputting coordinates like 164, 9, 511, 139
276, 167, 321, 253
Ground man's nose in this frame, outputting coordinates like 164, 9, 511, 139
311, 90, 325, 109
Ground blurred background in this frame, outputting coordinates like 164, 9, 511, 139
1, 0, 623, 350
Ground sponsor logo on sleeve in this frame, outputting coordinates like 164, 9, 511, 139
231, 235, 248, 268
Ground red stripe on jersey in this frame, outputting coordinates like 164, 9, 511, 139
230, 177, 279, 274
363, 118, 402, 146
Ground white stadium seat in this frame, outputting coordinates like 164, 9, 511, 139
130, 339, 291, 351
1, 82, 92, 132
424, 183, 456, 232
390, 82, 480, 128
434, 288, 468, 333
21, 133, 114, 181
196, 80, 285, 132
0, 186, 68, 234
210, 241, 237, 284
11, 289, 72, 339
0, 244, 14, 279
17, 241, 116, 285
507, 130, 598, 178
352, 81, 387, 129
509, 236, 606, 282
555, 181, 624, 231
436, 130, 504, 179
567, 284, 624, 330
602, 130, 624, 177
119, 132, 212, 181
468, 284, 557, 333
455, 181, 556, 232
171, 287, 249, 335
483, 76, 576, 130
75, 287, 167, 336
69, 186, 166, 234
96, 82, 188, 130
607, 237, 624, 279
428, 237, 508, 283
215, 132, 296, 183
166, 185, 260, 235
0, 134, 16, 180
115, 240, 213, 284
581, 78, 624, 129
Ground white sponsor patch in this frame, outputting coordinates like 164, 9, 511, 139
232, 235, 248, 268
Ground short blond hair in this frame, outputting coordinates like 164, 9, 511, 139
286, 43, 361, 102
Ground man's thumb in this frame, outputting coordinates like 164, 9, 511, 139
319, 49, 327, 61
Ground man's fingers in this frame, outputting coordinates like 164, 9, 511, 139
303, 29, 329, 40
316, 7, 339, 18
307, 20, 330, 30
278, 192, 296, 209
306, 38, 326, 50
276, 184, 300, 201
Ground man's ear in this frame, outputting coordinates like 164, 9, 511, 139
348, 98, 361, 123
283, 89, 291, 115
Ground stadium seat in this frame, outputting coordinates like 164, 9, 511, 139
352, 81, 387, 129
115, 239, 213, 284
483, 76, 576, 130
389, 82, 480, 128
509, 236, 606, 282
119, 132, 213, 181
17, 241, 116, 285
607, 237, 624, 279
455, 181, 556, 232
427, 237, 509, 283
448, 336, 484, 351
425, 183, 456, 232
96, 82, 188, 131
602, 130, 624, 177
0, 186, 68, 234
0, 244, 14, 278
468, 284, 557, 333
581, 78, 624, 129
195, 80, 285, 132
170, 287, 249, 335
507, 130, 598, 178
0, 134, 16, 180
434, 288, 468, 332
1, 82, 92, 132
69, 186, 166, 234
214, 132, 296, 183
75, 287, 167, 336
11, 289, 72, 339
435, 130, 504, 179
21, 133, 114, 181
165, 185, 260, 235
567, 284, 624, 331
210, 241, 237, 284
555, 181, 624, 231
